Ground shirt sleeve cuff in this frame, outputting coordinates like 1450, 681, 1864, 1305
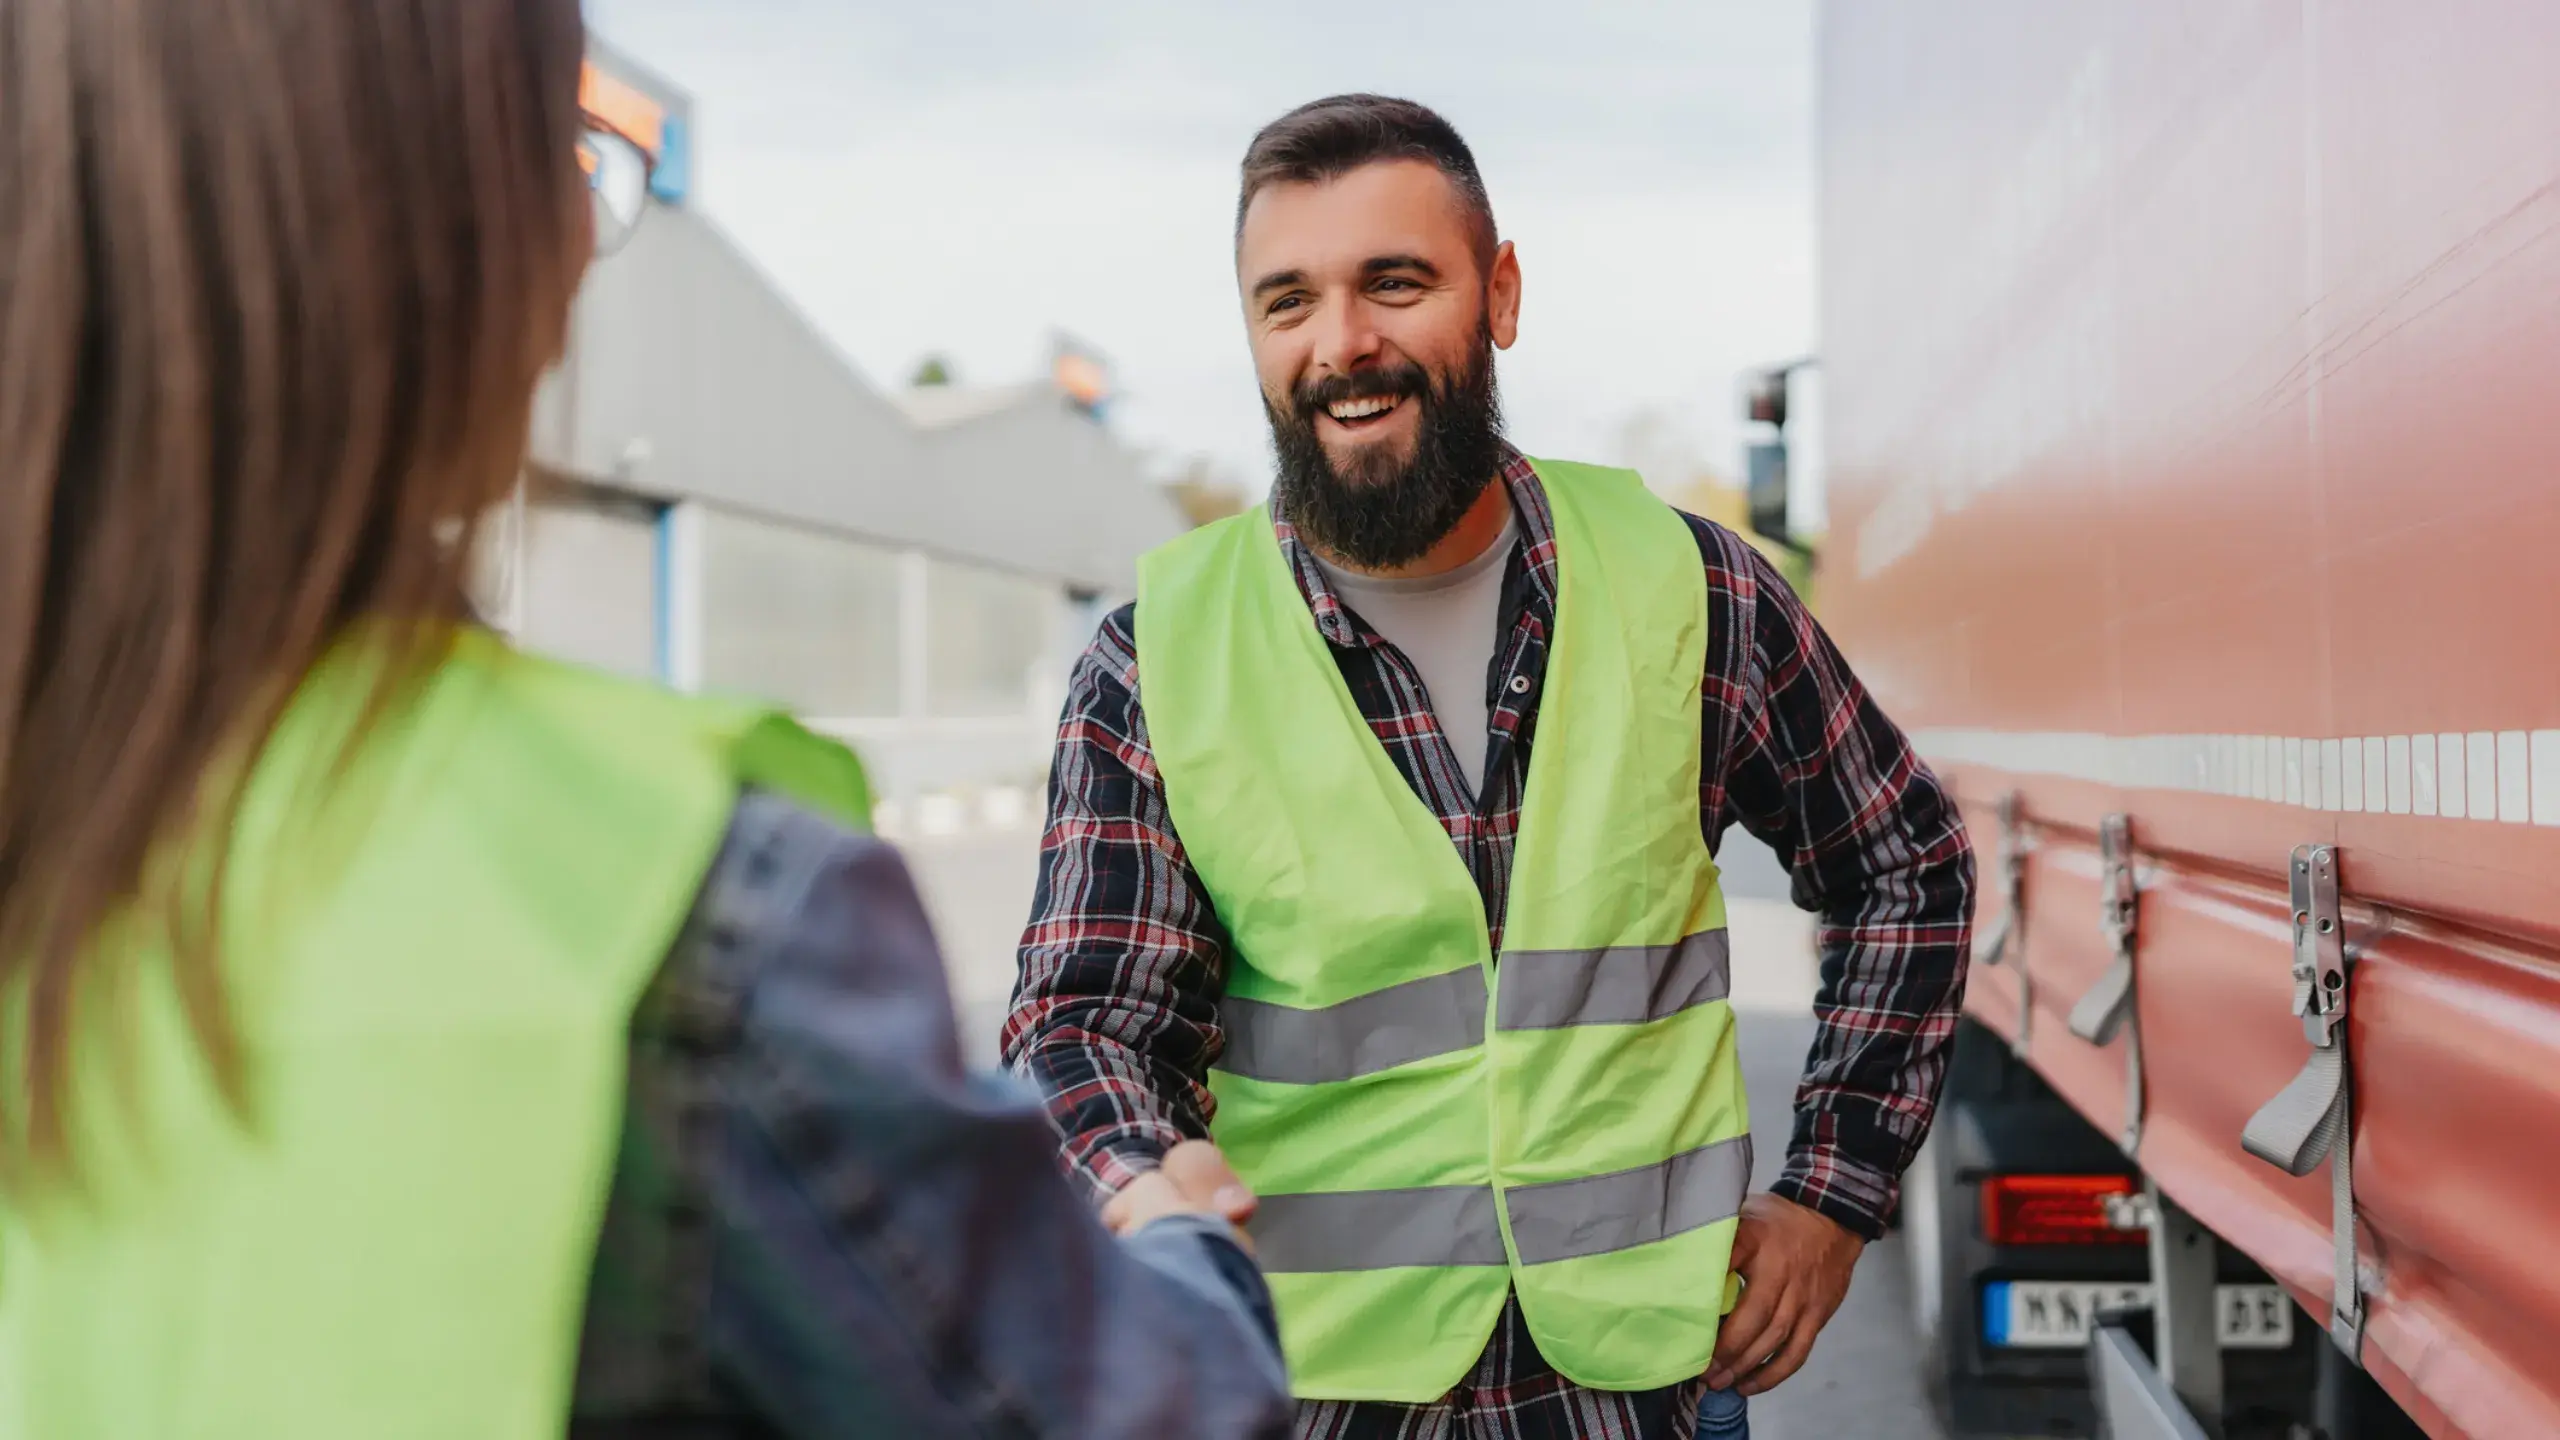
1770, 1146, 1900, 1242
1074, 1126, 1181, 1203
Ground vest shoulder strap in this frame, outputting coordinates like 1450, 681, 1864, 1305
451, 632, 874, 831
1138, 504, 1273, 603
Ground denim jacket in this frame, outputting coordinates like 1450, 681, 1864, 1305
566, 790, 1293, 1438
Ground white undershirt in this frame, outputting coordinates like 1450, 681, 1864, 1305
1309, 509, 1522, 799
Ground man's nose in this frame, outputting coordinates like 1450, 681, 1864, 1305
1308, 295, 1385, 377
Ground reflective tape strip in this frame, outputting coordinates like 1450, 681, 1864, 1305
1913, 726, 2560, 826
1495, 930, 1731, 1030
1217, 966, 1486, 1085
1506, 1134, 1754, 1266
1247, 1134, 1753, 1273
1220, 935, 1733, 1084
1249, 1184, 1508, 1273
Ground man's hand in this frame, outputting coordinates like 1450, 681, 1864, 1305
1704, 1192, 1866, 1397
1100, 1140, 1258, 1245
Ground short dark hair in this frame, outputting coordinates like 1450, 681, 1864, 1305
1236, 94, 1499, 272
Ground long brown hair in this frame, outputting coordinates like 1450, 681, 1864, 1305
0, 0, 591, 1185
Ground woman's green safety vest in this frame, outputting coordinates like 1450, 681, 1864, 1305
0, 628, 871, 1440
1135, 459, 1751, 1402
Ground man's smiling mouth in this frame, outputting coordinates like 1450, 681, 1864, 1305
1325, 394, 1404, 428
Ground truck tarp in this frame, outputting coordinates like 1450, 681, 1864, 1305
1818, 4, 2560, 1435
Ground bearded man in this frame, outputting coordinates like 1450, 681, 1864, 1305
1004, 93, 1974, 1440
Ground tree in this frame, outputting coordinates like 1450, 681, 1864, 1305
1166, 457, 1248, 529
909, 354, 955, 388
1614, 405, 1824, 612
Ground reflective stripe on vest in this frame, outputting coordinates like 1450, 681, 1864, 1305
1251, 1133, 1754, 1271
1218, 930, 1732, 1084
1138, 458, 1751, 1403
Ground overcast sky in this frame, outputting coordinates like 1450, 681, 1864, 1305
583, 0, 1816, 502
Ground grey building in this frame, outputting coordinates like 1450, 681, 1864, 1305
484, 39, 1185, 816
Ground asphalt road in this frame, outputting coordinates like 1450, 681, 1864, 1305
1736, 1009, 1948, 1440
898, 818, 1947, 1438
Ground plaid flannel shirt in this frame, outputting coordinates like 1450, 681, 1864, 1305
1002, 446, 1973, 1244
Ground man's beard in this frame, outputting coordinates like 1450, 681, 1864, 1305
1266, 327, 1506, 570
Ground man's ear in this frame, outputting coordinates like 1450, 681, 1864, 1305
1487, 240, 1522, 350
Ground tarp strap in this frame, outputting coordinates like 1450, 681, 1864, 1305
2240, 845, 2380, 1361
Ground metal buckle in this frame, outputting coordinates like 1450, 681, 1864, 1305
2293, 844, 2347, 1046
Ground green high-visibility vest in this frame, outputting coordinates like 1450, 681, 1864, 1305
1135, 458, 1751, 1402
0, 628, 872, 1440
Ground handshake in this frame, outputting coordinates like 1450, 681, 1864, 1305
1101, 1140, 1259, 1247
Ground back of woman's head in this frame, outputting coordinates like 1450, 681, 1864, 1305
0, 0, 591, 1181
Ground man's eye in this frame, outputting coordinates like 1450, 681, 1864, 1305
1268, 295, 1304, 314
1374, 278, 1413, 293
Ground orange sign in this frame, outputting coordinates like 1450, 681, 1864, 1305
1054, 351, 1110, 409
580, 60, 664, 159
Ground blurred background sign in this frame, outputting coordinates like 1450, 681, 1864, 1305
1052, 337, 1114, 420
581, 40, 691, 205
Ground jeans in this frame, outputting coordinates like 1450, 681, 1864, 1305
1696, 1384, 1750, 1439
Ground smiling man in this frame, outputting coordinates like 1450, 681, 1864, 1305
1004, 95, 1975, 1440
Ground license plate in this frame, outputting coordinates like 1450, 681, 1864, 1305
1982, 1281, 2295, 1350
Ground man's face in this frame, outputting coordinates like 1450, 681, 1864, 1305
1238, 160, 1523, 567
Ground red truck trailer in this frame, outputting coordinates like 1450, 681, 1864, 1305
1786, 4, 2560, 1436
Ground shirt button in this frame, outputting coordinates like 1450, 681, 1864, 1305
1508, 675, 1532, 695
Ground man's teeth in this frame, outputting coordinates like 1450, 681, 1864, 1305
1327, 395, 1400, 421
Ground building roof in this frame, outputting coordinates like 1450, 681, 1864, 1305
892, 382, 1049, 430
529, 208, 1184, 594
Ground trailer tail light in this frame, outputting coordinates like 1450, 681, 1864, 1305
1980, 1175, 2147, 1246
